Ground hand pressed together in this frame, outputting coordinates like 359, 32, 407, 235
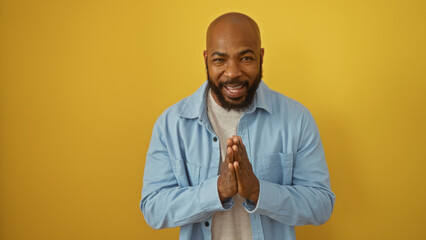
217, 146, 238, 202
217, 136, 260, 204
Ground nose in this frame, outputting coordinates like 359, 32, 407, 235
224, 60, 242, 79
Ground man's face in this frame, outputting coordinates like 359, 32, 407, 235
204, 21, 264, 111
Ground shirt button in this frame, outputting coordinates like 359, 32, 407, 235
213, 137, 218, 142
204, 221, 210, 227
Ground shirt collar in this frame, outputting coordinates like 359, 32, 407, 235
179, 80, 272, 120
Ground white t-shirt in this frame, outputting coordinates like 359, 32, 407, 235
206, 89, 253, 240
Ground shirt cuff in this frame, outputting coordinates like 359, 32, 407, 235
221, 197, 234, 210
243, 198, 257, 212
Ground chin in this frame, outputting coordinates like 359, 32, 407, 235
225, 96, 246, 105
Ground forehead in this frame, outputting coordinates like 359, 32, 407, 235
207, 21, 260, 54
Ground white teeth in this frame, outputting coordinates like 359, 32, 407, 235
227, 85, 243, 93
227, 85, 243, 90
225, 85, 244, 93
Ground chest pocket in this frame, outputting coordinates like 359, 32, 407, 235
258, 153, 294, 185
172, 158, 201, 186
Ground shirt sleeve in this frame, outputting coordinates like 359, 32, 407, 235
140, 117, 230, 229
244, 108, 335, 226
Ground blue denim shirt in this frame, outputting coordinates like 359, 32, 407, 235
141, 81, 335, 240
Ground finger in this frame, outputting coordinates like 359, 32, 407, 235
234, 140, 245, 164
236, 137, 248, 163
236, 136, 244, 151
233, 135, 239, 145
233, 136, 241, 151
233, 161, 241, 175
228, 163, 235, 176
232, 144, 238, 153
227, 138, 233, 147
233, 161, 243, 186
232, 145, 240, 163
227, 146, 234, 163
237, 136, 242, 147
228, 163, 238, 186
238, 136, 247, 152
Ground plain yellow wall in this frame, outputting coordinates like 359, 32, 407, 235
1, 0, 425, 239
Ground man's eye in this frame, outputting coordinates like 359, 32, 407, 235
241, 57, 254, 62
212, 58, 224, 62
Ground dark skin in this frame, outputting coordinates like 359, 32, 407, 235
205, 13, 262, 204
217, 136, 259, 203
232, 136, 260, 203
217, 144, 238, 201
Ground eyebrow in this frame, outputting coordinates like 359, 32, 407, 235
211, 51, 228, 58
239, 49, 256, 55
210, 49, 256, 58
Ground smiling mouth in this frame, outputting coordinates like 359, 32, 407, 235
224, 84, 246, 99
226, 85, 243, 92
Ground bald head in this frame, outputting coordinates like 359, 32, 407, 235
206, 12, 261, 50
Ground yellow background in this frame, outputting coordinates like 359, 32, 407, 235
1, 0, 425, 239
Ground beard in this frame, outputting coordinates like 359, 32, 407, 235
207, 65, 262, 112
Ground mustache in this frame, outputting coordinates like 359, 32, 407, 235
218, 79, 249, 88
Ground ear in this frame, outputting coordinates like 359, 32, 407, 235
203, 50, 208, 69
260, 48, 265, 63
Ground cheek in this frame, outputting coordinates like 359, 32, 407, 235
243, 66, 260, 78
208, 67, 224, 80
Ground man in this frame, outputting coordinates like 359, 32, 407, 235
141, 12, 335, 240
